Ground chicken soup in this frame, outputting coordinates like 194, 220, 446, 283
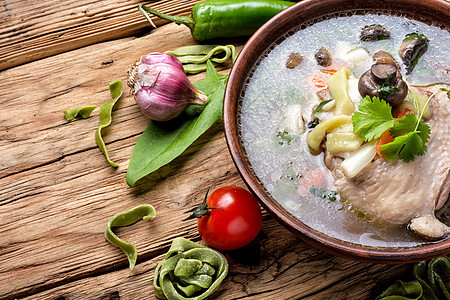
239, 13, 450, 247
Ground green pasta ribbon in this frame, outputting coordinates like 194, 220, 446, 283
95, 80, 123, 167
105, 204, 156, 270
165, 45, 236, 74
154, 237, 228, 300
63, 105, 96, 121
376, 256, 450, 300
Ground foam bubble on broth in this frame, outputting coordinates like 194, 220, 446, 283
239, 13, 450, 247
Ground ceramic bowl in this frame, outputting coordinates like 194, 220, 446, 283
223, 0, 450, 263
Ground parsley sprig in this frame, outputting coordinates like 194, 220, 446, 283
352, 94, 435, 163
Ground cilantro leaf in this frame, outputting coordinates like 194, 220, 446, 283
380, 132, 427, 163
389, 113, 430, 144
352, 96, 431, 163
389, 113, 417, 137
352, 96, 395, 141
416, 122, 431, 143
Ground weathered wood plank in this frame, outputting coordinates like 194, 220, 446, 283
0, 7, 419, 300
18, 218, 411, 299
0, 0, 202, 71
0, 21, 237, 298
0, 127, 240, 298
0, 22, 198, 179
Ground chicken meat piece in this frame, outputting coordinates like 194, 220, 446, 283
325, 84, 450, 239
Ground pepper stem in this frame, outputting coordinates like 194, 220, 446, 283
138, 4, 195, 32
183, 188, 222, 221
137, 5, 157, 29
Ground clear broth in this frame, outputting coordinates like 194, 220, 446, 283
240, 13, 450, 247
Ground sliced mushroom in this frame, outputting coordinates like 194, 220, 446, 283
399, 33, 429, 74
358, 63, 407, 107
372, 50, 399, 68
360, 24, 391, 42
315, 47, 332, 67
286, 52, 303, 69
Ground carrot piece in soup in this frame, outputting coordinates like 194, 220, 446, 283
376, 130, 395, 159
309, 72, 331, 88
321, 63, 345, 74
308, 64, 346, 89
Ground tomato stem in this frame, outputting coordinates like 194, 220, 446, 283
183, 188, 222, 221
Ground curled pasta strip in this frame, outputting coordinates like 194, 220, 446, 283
95, 80, 123, 167
325, 121, 363, 153
63, 105, 96, 121
154, 237, 228, 300
307, 115, 353, 151
327, 67, 355, 116
414, 256, 450, 299
376, 256, 450, 300
165, 45, 236, 74
105, 204, 156, 270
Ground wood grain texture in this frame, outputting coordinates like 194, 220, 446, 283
0, 21, 225, 298
19, 218, 411, 299
0, 1, 423, 299
0, 0, 202, 71
0, 22, 197, 179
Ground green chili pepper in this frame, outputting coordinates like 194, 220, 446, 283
63, 105, 96, 121
165, 44, 236, 74
139, 0, 295, 41
95, 80, 123, 167
154, 237, 228, 300
105, 204, 156, 270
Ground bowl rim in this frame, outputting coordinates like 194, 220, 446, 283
223, 0, 450, 263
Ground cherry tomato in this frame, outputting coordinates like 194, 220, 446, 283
197, 186, 262, 250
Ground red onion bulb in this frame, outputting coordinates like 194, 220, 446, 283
128, 52, 207, 121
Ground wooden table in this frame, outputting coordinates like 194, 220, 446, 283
0, 1, 414, 299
